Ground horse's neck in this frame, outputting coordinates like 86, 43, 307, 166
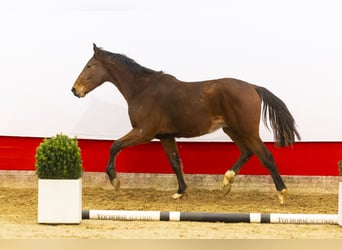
101, 63, 134, 100
103, 58, 162, 101
108, 67, 156, 102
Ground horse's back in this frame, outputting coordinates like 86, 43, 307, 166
183, 77, 261, 113
152, 75, 261, 121
143, 76, 262, 138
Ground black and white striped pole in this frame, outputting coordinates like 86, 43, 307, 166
82, 182, 342, 225
82, 210, 338, 224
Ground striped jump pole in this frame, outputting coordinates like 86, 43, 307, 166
83, 182, 342, 225
82, 210, 338, 224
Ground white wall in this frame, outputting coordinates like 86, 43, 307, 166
1, 0, 342, 141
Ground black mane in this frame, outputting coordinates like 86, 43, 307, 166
99, 48, 161, 75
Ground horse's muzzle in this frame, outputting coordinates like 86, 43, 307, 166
71, 87, 81, 98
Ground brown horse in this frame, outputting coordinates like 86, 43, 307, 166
72, 44, 300, 205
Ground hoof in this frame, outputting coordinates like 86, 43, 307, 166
111, 178, 121, 191
172, 192, 186, 199
278, 189, 288, 205
221, 183, 232, 196
221, 170, 235, 196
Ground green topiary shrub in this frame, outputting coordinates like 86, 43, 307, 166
338, 160, 342, 176
35, 134, 83, 179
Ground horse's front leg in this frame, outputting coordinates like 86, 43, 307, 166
106, 128, 151, 191
106, 140, 123, 191
160, 137, 187, 199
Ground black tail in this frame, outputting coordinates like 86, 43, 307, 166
256, 86, 301, 147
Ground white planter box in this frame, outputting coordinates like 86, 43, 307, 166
38, 178, 82, 224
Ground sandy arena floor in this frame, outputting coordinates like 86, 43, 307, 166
1, 186, 342, 239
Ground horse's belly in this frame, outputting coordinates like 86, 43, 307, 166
172, 116, 226, 138
207, 116, 226, 133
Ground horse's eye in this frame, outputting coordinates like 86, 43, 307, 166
86, 64, 92, 69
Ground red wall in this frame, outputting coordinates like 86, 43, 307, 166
0, 135, 341, 176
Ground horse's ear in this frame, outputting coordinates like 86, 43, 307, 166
93, 43, 101, 59
93, 43, 98, 53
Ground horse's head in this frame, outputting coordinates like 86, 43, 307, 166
71, 43, 109, 98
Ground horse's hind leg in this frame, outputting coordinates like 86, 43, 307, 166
245, 138, 288, 205
160, 137, 187, 199
221, 128, 253, 195
221, 149, 252, 195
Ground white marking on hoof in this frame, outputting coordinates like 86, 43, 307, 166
278, 189, 288, 205
224, 170, 236, 183
172, 193, 184, 199
111, 178, 120, 191
221, 170, 235, 195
